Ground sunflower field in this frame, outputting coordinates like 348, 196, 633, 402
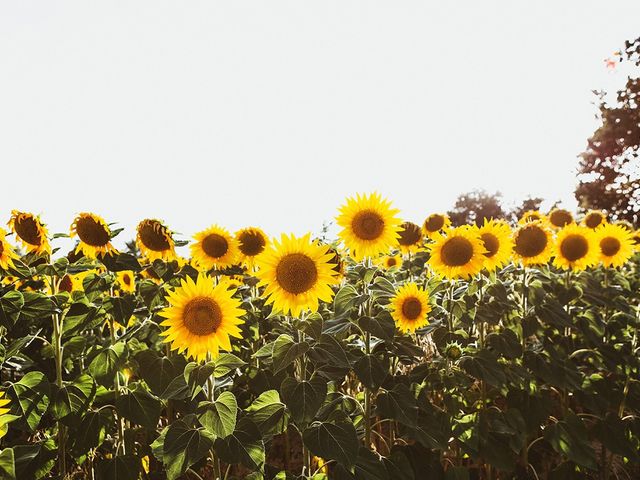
0, 195, 639, 480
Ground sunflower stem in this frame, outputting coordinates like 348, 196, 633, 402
206, 355, 222, 480
51, 276, 67, 478
521, 267, 527, 353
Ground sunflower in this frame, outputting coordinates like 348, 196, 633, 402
422, 213, 451, 239
582, 210, 607, 229
256, 233, 337, 317
136, 219, 176, 262
594, 223, 635, 267
59, 274, 82, 293
477, 219, 513, 271
548, 208, 574, 229
518, 210, 546, 225
159, 273, 245, 361
8, 211, 50, 255
70, 212, 117, 258
326, 246, 346, 282
117, 271, 136, 293
552, 224, 598, 271
0, 229, 17, 270
615, 219, 634, 231
512, 221, 553, 266
428, 227, 486, 279
389, 282, 431, 333
222, 275, 245, 290
378, 254, 403, 271
236, 227, 268, 267
191, 225, 239, 270
0, 390, 12, 440
397, 221, 423, 253
336, 192, 402, 260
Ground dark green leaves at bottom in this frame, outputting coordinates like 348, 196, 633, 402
159, 419, 215, 480
95, 455, 140, 480
303, 421, 360, 470
115, 387, 162, 430
215, 417, 265, 471
197, 391, 237, 439
281, 374, 327, 426
544, 412, 597, 470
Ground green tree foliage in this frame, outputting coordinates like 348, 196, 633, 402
447, 190, 508, 226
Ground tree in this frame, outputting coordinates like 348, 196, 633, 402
447, 190, 507, 227
509, 196, 544, 223
575, 37, 640, 226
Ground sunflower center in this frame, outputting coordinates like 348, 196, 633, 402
138, 221, 171, 252
585, 213, 603, 229
59, 275, 73, 293
276, 253, 318, 294
387, 258, 397, 267
514, 226, 547, 258
398, 222, 422, 246
75, 216, 110, 247
560, 234, 589, 261
401, 297, 422, 321
202, 234, 229, 259
238, 231, 266, 256
480, 233, 500, 258
550, 210, 573, 227
600, 236, 621, 257
183, 297, 222, 336
440, 237, 473, 266
425, 215, 445, 232
351, 210, 385, 240
15, 216, 42, 246
123, 273, 132, 286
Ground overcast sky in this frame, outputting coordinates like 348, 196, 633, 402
1, 1, 639, 252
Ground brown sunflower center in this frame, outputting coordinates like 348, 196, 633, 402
138, 221, 171, 252
351, 210, 385, 240
560, 234, 589, 261
585, 213, 603, 229
401, 297, 422, 321
183, 296, 222, 336
387, 257, 397, 267
15, 215, 42, 246
440, 236, 473, 266
202, 233, 229, 259
549, 210, 573, 228
398, 222, 422, 246
480, 233, 500, 258
238, 231, 266, 257
633, 235, 640, 246
276, 253, 318, 294
75, 216, 110, 247
514, 226, 548, 258
425, 214, 445, 232
59, 275, 73, 293
600, 236, 621, 257
123, 273, 132, 285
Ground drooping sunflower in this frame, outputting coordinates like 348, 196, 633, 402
159, 273, 245, 361
477, 219, 513, 272
582, 210, 607, 229
191, 225, 239, 270
236, 227, 268, 267
117, 270, 136, 293
379, 254, 403, 271
512, 221, 553, 266
389, 282, 431, 333
552, 224, 598, 271
336, 193, 402, 260
0, 229, 18, 270
548, 208, 574, 229
256, 233, 337, 317
594, 223, 635, 267
422, 213, 451, 239
428, 227, 486, 279
326, 246, 346, 283
70, 212, 117, 258
136, 219, 176, 262
397, 221, 423, 253
518, 210, 547, 225
8, 211, 50, 255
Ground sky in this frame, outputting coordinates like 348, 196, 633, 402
1, 1, 639, 252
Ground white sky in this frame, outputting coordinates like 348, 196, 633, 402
1, 1, 639, 252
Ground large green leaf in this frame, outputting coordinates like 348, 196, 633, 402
115, 386, 162, 430
245, 390, 289, 437
272, 334, 309, 373
88, 341, 127, 387
95, 455, 140, 480
303, 421, 360, 470
51, 374, 95, 420
136, 350, 189, 399
160, 419, 215, 480
215, 417, 265, 471
376, 384, 418, 426
353, 354, 387, 390
213, 353, 246, 378
544, 412, 597, 470
281, 374, 327, 426
0, 448, 15, 480
69, 410, 111, 458
13, 439, 56, 480
8, 372, 50, 431
197, 391, 238, 439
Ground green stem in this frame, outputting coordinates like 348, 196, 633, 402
110, 318, 126, 456
207, 357, 222, 480
521, 267, 528, 352
51, 276, 66, 478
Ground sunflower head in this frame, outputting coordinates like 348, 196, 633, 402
222, 275, 245, 290
191, 225, 239, 271
444, 341, 464, 361
379, 254, 403, 271
615, 219, 634, 231
336, 193, 402, 260
136, 219, 176, 262
389, 282, 431, 333
552, 224, 598, 271
397, 221, 423, 253
595, 223, 635, 267
428, 227, 486, 279
256, 233, 337, 317
512, 221, 553, 266
0, 228, 18, 270
422, 213, 451, 239
8, 211, 50, 255
70, 212, 117, 258
325, 246, 346, 282
582, 210, 607, 229
159, 273, 245, 361
235, 227, 268, 267
518, 210, 546, 225
117, 271, 136, 293
477, 219, 513, 272
548, 208, 574, 229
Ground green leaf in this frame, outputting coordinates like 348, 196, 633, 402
359, 312, 395, 341
99, 252, 142, 273
215, 417, 265, 471
62, 302, 103, 338
333, 284, 359, 318
8, 372, 50, 431
115, 386, 162, 430
88, 341, 127, 387
214, 353, 246, 378
303, 421, 360, 470
136, 350, 189, 400
246, 390, 289, 437
544, 412, 597, 470
0, 449, 15, 480
103, 296, 136, 329
51, 374, 96, 420
353, 354, 387, 390
69, 410, 111, 458
459, 349, 506, 388
95, 455, 140, 480
376, 384, 418, 426
197, 391, 237, 439
310, 334, 350, 368
13, 439, 56, 480
161, 419, 215, 480
272, 334, 309, 374
0, 291, 24, 326
281, 374, 327, 426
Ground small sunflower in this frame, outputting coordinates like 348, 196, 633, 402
191, 225, 239, 270
512, 221, 553, 266
117, 271, 136, 293
0, 229, 18, 270
70, 212, 117, 258
256, 233, 337, 317
136, 219, 176, 262
477, 219, 513, 271
222, 275, 245, 290
422, 213, 451, 239
552, 224, 598, 271
379, 254, 403, 271
336, 192, 402, 260
159, 273, 245, 361
389, 282, 431, 333
615, 219, 634, 231
594, 223, 635, 267
582, 210, 607, 229
397, 221, 423, 253
548, 208, 574, 229
236, 227, 268, 267
8, 211, 50, 255
428, 227, 486, 279
518, 210, 546, 225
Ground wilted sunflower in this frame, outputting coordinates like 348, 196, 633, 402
477, 219, 513, 271
553, 224, 597, 271
191, 225, 239, 270
582, 210, 607, 229
422, 213, 451, 239
0, 229, 17, 270
70, 212, 117, 258
159, 273, 245, 361
326, 246, 346, 283
337, 193, 402, 260
428, 227, 486, 279
236, 227, 268, 267
379, 254, 403, 270
397, 221, 423, 253
8, 211, 50, 255
518, 210, 546, 225
512, 221, 553, 266
548, 208, 574, 229
256, 233, 337, 316
594, 223, 634, 267
117, 271, 136, 293
389, 282, 431, 333
136, 219, 176, 262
